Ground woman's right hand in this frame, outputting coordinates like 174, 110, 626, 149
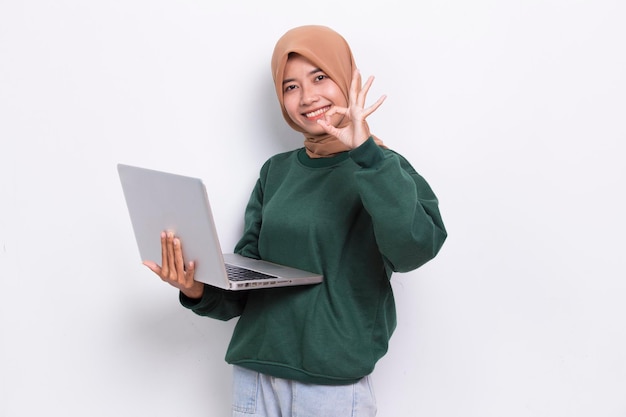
143, 231, 204, 300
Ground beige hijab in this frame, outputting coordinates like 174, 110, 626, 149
271, 25, 385, 158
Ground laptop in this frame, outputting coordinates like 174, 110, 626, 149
117, 163, 323, 290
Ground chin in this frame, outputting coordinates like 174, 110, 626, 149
304, 128, 330, 137
292, 119, 323, 135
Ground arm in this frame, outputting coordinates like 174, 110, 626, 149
233, 166, 266, 259
350, 138, 447, 272
143, 231, 248, 320
179, 285, 248, 321
318, 68, 446, 271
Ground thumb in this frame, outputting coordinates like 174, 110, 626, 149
142, 260, 161, 274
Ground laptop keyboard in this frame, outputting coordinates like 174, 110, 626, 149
225, 264, 277, 281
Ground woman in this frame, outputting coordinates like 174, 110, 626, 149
144, 25, 447, 417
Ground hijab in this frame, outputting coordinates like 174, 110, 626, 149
271, 25, 385, 158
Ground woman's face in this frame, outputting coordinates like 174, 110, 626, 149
281, 54, 347, 135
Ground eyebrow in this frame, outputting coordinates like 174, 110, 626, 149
282, 68, 325, 86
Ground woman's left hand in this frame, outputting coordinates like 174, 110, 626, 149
317, 68, 386, 149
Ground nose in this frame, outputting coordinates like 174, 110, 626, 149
300, 84, 319, 106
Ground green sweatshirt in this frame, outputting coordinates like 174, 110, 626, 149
180, 137, 447, 385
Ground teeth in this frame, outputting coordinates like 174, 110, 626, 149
305, 107, 328, 118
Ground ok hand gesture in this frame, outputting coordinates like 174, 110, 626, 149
317, 68, 386, 149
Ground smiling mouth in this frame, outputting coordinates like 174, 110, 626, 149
304, 106, 331, 119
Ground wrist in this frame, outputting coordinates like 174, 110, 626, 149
182, 282, 204, 300
349, 136, 384, 168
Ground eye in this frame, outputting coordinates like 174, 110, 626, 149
283, 84, 297, 93
314, 74, 328, 82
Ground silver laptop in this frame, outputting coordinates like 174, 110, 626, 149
117, 163, 323, 290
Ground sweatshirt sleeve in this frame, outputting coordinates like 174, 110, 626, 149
349, 137, 447, 272
233, 162, 268, 260
179, 284, 248, 320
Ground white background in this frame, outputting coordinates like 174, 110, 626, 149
1, 1, 625, 416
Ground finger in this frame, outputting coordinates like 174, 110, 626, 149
173, 237, 186, 281
363, 94, 387, 118
186, 260, 196, 282
318, 105, 348, 135
358, 76, 375, 105
316, 117, 335, 132
159, 231, 169, 277
316, 118, 341, 138
142, 260, 162, 275
349, 69, 362, 106
325, 105, 348, 118
354, 76, 379, 114
165, 231, 176, 278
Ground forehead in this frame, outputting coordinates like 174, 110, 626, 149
284, 54, 322, 75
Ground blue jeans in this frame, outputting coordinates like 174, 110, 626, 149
232, 366, 377, 417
